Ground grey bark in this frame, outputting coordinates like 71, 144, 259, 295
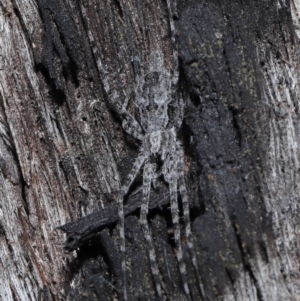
0, 0, 300, 300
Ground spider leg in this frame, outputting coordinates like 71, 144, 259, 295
121, 113, 144, 141
164, 155, 191, 300
118, 153, 147, 301
140, 162, 164, 301
121, 152, 147, 195
134, 76, 151, 132
166, 0, 179, 87
176, 144, 206, 298
166, 0, 185, 131
80, 2, 144, 141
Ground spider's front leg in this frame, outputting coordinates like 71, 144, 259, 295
166, 0, 179, 88
140, 162, 164, 301
80, 2, 144, 142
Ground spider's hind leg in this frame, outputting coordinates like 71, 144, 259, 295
164, 154, 191, 300
116, 191, 128, 301
177, 145, 206, 299
140, 162, 165, 301
118, 153, 147, 301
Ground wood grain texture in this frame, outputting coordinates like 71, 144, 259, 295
0, 0, 300, 300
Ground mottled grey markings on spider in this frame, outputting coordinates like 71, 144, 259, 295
72, 1, 205, 300
110, 50, 204, 301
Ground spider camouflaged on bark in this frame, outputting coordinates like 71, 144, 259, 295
78, 1, 204, 300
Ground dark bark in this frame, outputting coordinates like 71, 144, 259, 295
0, 0, 299, 300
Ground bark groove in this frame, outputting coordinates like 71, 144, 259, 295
0, 0, 299, 300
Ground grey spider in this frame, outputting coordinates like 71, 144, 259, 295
115, 50, 203, 301
123, 48, 206, 297
80, 1, 204, 300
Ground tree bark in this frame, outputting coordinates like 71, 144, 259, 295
0, 0, 299, 300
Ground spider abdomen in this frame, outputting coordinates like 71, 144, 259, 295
143, 127, 177, 157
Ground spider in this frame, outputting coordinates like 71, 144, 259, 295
116, 49, 203, 301
80, 1, 204, 300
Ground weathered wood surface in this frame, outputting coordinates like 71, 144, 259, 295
1, 0, 300, 300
